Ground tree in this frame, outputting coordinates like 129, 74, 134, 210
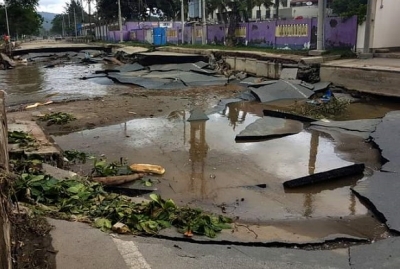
331, 0, 367, 24
0, 0, 43, 36
50, 0, 88, 35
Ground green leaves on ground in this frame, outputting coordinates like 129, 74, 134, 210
92, 159, 132, 177
38, 112, 76, 126
13, 174, 232, 238
8, 131, 37, 149
64, 150, 92, 164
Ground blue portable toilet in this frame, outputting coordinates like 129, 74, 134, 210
153, 27, 167, 46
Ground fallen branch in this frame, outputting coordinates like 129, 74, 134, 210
91, 173, 145, 186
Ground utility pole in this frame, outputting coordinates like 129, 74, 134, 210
88, 0, 92, 36
181, 0, 184, 44
201, 0, 206, 45
363, 0, 373, 53
74, 8, 77, 37
118, 0, 123, 42
80, 0, 84, 23
316, 0, 325, 50
62, 15, 65, 36
4, 0, 10, 37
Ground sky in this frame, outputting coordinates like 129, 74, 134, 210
37, 0, 90, 14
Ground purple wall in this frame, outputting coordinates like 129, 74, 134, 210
109, 16, 357, 49
323, 16, 357, 49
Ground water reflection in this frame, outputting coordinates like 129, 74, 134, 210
220, 103, 248, 130
188, 110, 209, 199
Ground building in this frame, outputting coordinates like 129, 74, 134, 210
357, 0, 400, 51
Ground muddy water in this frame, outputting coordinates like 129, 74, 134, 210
54, 101, 386, 240
0, 63, 121, 106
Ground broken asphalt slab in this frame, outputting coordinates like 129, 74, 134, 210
371, 111, 400, 172
352, 171, 400, 233
310, 119, 382, 139
235, 117, 303, 141
350, 237, 400, 269
250, 80, 315, 103
107, 72, 187, 90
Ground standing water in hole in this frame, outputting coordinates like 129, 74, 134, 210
54, 102, 379, 223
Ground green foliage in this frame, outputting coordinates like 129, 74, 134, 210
331, 0, 368, 24
8, 131, 37, 149
64, 150, 91, 164
13, 174, 232, 237
91, 159, 132, 177
38, 112, 76, 126
50, 0, 88, 34
0, 0, 43, 36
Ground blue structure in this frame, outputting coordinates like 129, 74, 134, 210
153, 27, 166, 46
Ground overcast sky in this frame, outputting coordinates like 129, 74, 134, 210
38, 0, 91, 14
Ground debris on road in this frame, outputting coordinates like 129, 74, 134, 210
129, 164, 166, 175
287, 98, 350, 120
250, 80, 315, 103
352, 172, 400, 233
12, 175, 232, 238
310, 119, 382, 139
371, 111, 400, 172
235, 117, 303, 141
38, 112, 76, 126
283, 163, 365, 188
91, 174, 145, 186
280, 68, 298, 80
25, 100, 53, 109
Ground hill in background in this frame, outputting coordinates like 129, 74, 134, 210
39, 12, 57, 30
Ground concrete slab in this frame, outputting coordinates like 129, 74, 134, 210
250, 80, 315, 103
236, 117, 303, 141
352, 172, 400, 232
280, 68, 298, 80
8, 120, 61, 159
311, 119, 381, 139
350, 237, 400, 269
371, 111, 400, 171
114, 63, 145, 72
42, 163, 77, 180
107, 73, 187, 90
321, 58, 400, 97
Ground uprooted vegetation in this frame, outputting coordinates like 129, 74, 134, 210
38, 112, 76, 126
8, 131, 38, 150
289, 98, 350, 120
13, 173, 232, 238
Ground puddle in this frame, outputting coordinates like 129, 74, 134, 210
54, 102, 376, 223
0, 63, 124, 106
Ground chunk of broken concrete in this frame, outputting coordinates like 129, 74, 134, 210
310, 119, 381, 139
371, 111, 400, 172
284, 163, 365, 188
235, 117, 303, 141
250, 80, 315, 103
42, 163, 77, 180
350, 237, 400, 269
352, 171, 400, 232
280, 68, 298, 80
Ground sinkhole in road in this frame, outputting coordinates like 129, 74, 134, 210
53, 101, 389, 244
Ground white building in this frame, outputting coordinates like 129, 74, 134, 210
357, 0, 400, 51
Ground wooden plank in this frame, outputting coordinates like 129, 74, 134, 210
0, 90, 11, 269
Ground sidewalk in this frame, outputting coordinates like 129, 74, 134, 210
321, 58, 400, 97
